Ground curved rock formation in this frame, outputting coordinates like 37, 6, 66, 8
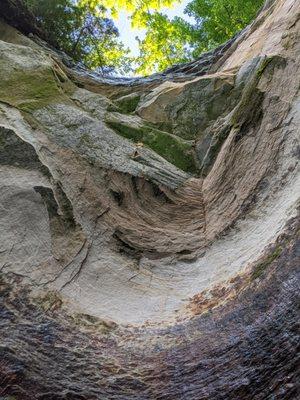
0, 0, 299, 398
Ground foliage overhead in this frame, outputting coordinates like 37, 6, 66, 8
184, 0, 264, 57
135, 13, 192, 75
131, 0, 263, 74
23, 0, 264, 75
24, 0, 133, 74
79, 0, 178, 28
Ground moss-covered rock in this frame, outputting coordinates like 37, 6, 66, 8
71, 312, 117, 334
0, 68, 67, 112
105, 112, 197, 173
251, 245, 282, 280
137, 75, 238, 140
0, 41, 73, 112
34, 291, 63, 312
112, 92, 141, 114
197, 56, 286, 176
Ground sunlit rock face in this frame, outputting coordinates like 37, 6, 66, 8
0, 0, 299, 398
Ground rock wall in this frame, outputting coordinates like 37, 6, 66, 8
0, 0, 299, 398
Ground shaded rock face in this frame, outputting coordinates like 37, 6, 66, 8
0, 0, 299, 398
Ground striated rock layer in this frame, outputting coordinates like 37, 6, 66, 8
0, 0, 299, 398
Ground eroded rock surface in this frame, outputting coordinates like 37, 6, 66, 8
0, 0, 299, 398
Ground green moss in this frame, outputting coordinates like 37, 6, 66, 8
0, 67, 71, 112
106, 103, 120, 112
228, 56, 287, 148
154, 120, 174, 134
34, 290, 63, 312
71, 313, 117, 334
256, 56, 273, 78
251, 246, 282, 280
230, 79, 262, 130
107, 120, 197, 173
114, 93, 141, 114
205, 101, 216, 121
21, 111, 45, 130
230, 57, 270, 129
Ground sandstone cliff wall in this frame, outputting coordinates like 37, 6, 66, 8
0, 0, 299, 398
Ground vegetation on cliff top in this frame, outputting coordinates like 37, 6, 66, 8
24, 0, 264, 75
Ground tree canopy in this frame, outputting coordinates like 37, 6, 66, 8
24, 0, 264, 75
24, 0, 133, 73
184, 0, 264, 57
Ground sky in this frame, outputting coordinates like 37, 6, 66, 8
114, 0, 192, 56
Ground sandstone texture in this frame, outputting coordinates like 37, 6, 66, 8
0, 0, 299, 399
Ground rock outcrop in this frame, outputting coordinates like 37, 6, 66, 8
0, 0, 299, 398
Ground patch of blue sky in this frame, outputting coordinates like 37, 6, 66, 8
114, 0, 193, 57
